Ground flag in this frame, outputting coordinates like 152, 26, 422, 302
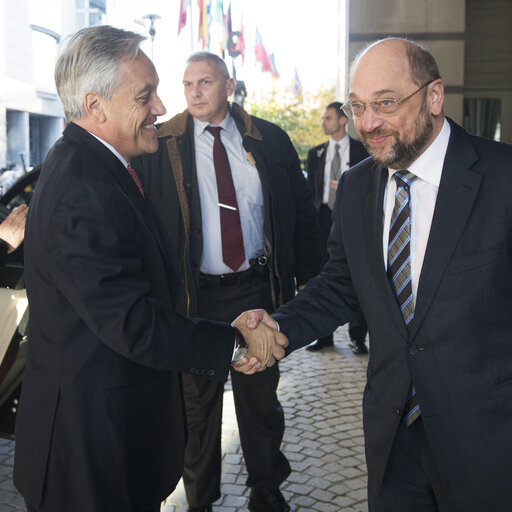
294, 67, 303, 100
209, 0, 227, 56
226, 1, 232, 35
269, 52, 280, 78
178, 0, 190, 35
198, 0, 210, 48
234, 20, 245, 62
226, 4, 245, 61
255, 28, 273, 74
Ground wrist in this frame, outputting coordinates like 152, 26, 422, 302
232, 326, 248, 362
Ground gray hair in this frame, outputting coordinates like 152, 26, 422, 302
186, 51, 230, 79
55, 25, 145, 121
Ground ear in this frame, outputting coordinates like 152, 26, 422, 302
428, 79, 444, 116
83, 92, 107, 123
226, 78, 236, 98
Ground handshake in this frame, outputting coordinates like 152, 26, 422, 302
230, 309, 286, 375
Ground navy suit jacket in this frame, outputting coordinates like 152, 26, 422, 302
274, 119, 512, 511
14, 123, 235, 512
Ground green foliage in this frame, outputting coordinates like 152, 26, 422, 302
246, 86, 336, 163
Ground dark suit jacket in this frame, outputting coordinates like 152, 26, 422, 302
306, 137, 369, 211
13, 123, 235, 512
274, 119, 512, 511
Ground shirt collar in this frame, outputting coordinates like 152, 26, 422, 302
194, 111, 236, 138
388, 117, 451, 187
89, 132, 129, 168
329, 134, 349, 152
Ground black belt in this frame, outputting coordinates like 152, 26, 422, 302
199, 256, 268, 289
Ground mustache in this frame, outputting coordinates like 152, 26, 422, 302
360, 128, 396, 139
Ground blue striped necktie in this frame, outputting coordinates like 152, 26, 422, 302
387, 170, 420, 426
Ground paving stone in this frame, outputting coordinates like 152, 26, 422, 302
0, 325, 370, 511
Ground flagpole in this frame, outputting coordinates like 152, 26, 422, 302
189, 1, 194, 52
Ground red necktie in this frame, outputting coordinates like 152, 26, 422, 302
205, 126, 245, 271
126, 165, 145, 197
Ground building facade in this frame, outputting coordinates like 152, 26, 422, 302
0, 0, 105, 179
347, 0, 512, 143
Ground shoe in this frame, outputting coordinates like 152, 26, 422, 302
187, 506, 212, 512
248, 488, 291, 512
306, 336, 333, 352
352, 342, 368, 355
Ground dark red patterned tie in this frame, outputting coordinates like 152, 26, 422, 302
126, 165, 145, 197
205, 126, 245, 271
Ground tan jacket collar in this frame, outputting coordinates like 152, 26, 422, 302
156, 103, 262, 141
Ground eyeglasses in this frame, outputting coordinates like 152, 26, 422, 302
341, 80, 435, 119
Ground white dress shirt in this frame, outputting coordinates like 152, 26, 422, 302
382, 118, 451, 300
194, 113, 264, 275
322, 134, 350, 204
90, 132, 129, 168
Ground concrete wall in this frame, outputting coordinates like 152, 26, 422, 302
465, 0, 512, 142
346, 0, 512, 143
347, 0, 466, 123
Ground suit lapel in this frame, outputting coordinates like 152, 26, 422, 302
317, 142, 328, 197
63, 123, 180, 300
410, 122, 481, 338
362, 162, 411, 338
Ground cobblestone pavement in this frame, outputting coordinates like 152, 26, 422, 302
0, 325, 369, 512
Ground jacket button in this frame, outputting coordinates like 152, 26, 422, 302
207, 370, 215, 377
408, 346, 419, 355
395, 408, 401, 415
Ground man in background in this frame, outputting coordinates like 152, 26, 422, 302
306, 101, 369, 353
133, 52, 320, 512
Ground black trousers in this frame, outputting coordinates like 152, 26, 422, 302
25, 500, 159, 512
182, 273, 291, 508
319, 204, 367, 344
373, 419, 454, 512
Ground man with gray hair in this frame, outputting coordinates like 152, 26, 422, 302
13, 26, 286, 512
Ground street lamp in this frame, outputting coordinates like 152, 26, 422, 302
142, 13, 161, 60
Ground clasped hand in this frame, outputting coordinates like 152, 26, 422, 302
231, 309, 287, 375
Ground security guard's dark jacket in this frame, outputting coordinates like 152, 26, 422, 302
133, 103, 320, 316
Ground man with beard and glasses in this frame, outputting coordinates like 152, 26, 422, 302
243, 37, 512, 511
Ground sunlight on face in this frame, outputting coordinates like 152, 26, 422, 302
182, 59, 234, 125
101, 52, 166, 162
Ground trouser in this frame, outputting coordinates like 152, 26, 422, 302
182, 271, 291, 508
25, 500, 159, 512
319, 204, 368, 343
373, 419, 454, 512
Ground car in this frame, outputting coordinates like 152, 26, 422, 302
0, 165, 40, 438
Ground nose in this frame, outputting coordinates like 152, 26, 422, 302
152, 94, 166, 117
191, 84, 202, 98
359, 104, 383, 133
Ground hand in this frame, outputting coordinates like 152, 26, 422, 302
245, 309, 288, 364
0, 205, 28, 253
231, 355, 262, 375
245, 308, 278, 330
231, 311, 288, 373
329, 179, 338, 190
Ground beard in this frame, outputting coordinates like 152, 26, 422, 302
360, 103, 434, 169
